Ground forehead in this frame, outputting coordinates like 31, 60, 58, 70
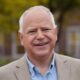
22, 9, 53, 31
25, 10, 52, 22
24, 9, 51, 20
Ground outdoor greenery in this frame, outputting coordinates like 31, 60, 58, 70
0, 0, 39, 33
0, 0, 80, 34
0, 59, 11, 67
0, 0, 80, 59
48, 0, 80, 40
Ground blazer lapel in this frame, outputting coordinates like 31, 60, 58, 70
55, 54, 71, 80
14, 56, 31, 80
14, 54, 72, 80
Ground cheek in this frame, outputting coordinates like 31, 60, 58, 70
23, 36, 35, 45
47, 32, 57, 40
22, 38, 31, 50
48, 33, 57, 44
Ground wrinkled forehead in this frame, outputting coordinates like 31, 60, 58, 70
23, 10, 52, 28
24, 7, 50, 17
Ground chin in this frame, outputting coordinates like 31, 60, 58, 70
34, 50, 51, 57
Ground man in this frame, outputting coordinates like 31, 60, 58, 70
0, 6, 80, 80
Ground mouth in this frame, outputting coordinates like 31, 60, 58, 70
33, 42, 49, 46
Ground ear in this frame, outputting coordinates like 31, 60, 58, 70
55, 27, 58, 34
53, 28, 58, 41
18, 32, 24, 46
53, 27, 58, 34
55, 28, 58, 43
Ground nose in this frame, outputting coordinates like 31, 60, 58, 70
36, 29, 45, 40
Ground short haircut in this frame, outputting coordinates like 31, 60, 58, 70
19, 5, 57, 33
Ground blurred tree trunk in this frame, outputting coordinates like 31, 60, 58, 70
47, 0, 80, 54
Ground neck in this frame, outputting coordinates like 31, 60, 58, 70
27, 53, 54, 74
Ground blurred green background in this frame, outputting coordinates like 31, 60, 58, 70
0, 0, 80, 66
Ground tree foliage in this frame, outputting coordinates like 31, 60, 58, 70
48, 0, 80, 24
0, 0, 80, 34
0, 0, 39, 34
47, 0, 80, 41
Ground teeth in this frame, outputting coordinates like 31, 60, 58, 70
34, 42, 48, 46
37, 44, 45, 46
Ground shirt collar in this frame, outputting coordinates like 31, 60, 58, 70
25, 52, 56, 75
50, 54, 55, 69
25, 55, 35, 75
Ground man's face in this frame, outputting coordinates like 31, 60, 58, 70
19, 11, 57, 59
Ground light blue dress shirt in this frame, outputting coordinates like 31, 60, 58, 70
26, 54, 57, 80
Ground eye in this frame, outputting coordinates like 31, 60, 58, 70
27, 29, 37, 34
42, 28, 51, 31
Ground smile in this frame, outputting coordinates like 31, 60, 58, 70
33, 42, 49, 46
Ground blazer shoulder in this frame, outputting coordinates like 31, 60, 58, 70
0, 59, 20, 80
55, 53, 80, 65
0, 56, 27, 80
0, 57, 23, 74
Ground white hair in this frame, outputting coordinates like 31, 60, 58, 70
19, 6, 57, 33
